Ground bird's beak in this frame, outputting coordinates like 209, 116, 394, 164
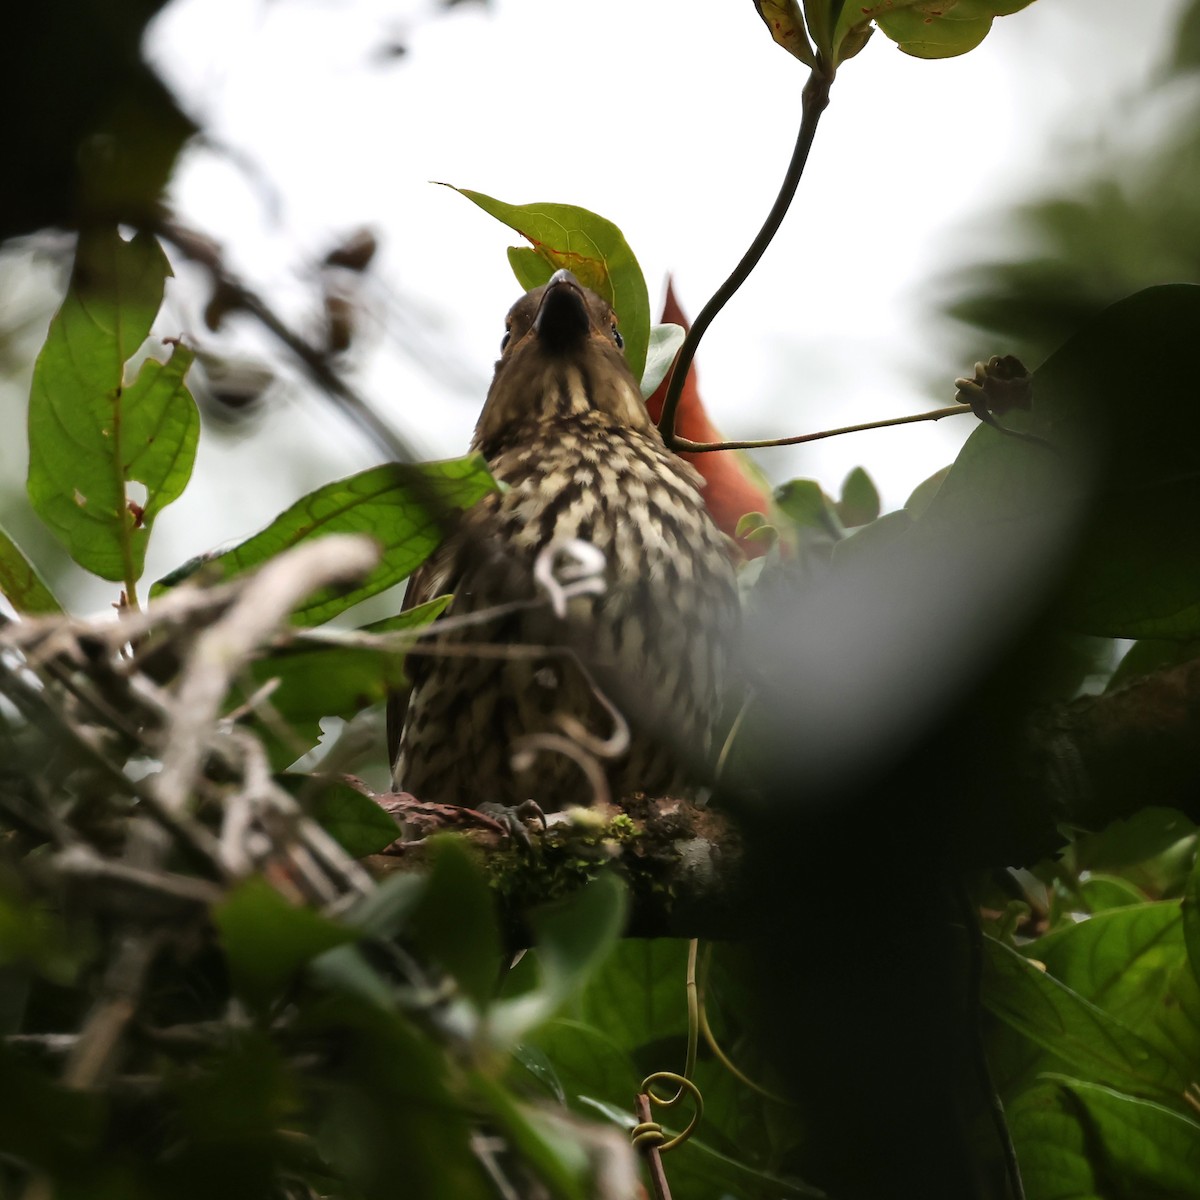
534, 269, 590, 351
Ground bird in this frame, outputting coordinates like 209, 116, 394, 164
389, 269, 739, 813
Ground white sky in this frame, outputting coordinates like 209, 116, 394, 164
112, 0, 1181, 604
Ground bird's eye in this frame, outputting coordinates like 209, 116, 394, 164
500, 329, 511, 351
611, 323, 624, 350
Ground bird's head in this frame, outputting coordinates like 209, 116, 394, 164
473, 269, 656, 452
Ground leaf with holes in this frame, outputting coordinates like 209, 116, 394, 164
26, 227, 198, 587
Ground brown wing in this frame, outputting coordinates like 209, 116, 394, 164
384, 536, 461, 773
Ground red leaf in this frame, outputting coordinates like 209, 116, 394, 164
646, 279, 774, 557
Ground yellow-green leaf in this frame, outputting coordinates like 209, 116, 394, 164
752, 0, 817, 65
0, 525, 63, 615
445, 186, 651, 382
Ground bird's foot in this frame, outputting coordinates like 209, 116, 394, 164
476, 799, 548, 847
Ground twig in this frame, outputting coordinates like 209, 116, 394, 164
672, 404, 973, 453
0, 657, 224, 866
659, 68, 833, 445
151, 535, 379, 818
61, 926, 165, 1089
634, 1092, 673, 1200
51, 845, 224, 910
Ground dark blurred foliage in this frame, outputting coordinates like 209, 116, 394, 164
1, 3, 195, 241
934, 0, 1200, 369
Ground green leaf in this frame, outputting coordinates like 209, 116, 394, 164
446, 187, 651, 382
1186, 847, 1200, 995
491, 875, 627, 1046
774, 478, 841, 536
640, 323, 685, 400
1026, 902, 1200, 1080
0, 525, 62, 614
836, 466, 880, 527
412, 837, 501, 1011
847, 0, 1037, 61
517, 1017, 636, 1113
982, 935, 1186, 1102
831, 510, 913, 567
27, 227, 198, 585
153, 458, 495, 625
922, 285, 1200, 638
292, 776, 400, 858
903, 465, 949, 518
214, 877, 356, 1013
1078, 874, 1147, 912
1055, 1078, 1200, 1197
1006, 1082, 1101, 1200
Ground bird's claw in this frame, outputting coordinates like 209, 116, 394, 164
476, 799, 548, 847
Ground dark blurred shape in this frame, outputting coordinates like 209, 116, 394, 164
191, 350, 275, 426
323, 227, 379, 273
2, 4, 196, 242
737, 514, 1080, 1199
1170, 0, 1200, 72
320, 229, 379, 356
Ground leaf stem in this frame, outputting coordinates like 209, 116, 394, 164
658, 67, 833, 445
673, 404, 973, 453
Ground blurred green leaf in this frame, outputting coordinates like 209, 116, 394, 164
831, 510, 913, 568
153, 457, 495, 625
491, 875, 627, 1047
774, 478, 841, 536
0, 1045, 105, 1178
290, 776, 400, 858
412, 837, 501, 1010
0, 5, 193, 240
447, 187, 651, 382
26, 227, 198, 585
343, 872, 428, 941
471, 1073, 590, 1200
214, 878, 356, 1013
304, 992, 491, 1200
904, 465, 949, 518
836, 466, 880, 527
983, 935, 1186, 1102
0, 524, 62, 614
